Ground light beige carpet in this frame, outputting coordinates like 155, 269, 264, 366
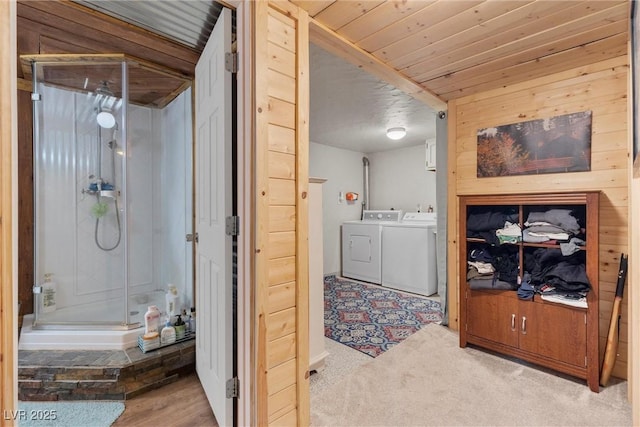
311, 324, 632, 426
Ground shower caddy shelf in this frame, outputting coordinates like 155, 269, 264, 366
137, 330, 195, 353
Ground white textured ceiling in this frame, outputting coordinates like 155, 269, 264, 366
310, 44, 437, 154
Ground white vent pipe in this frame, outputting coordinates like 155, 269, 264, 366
362, 157, 370, 213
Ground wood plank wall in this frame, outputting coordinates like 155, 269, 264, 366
448, 56, 630, 380
631, 166, 640, 422
15, 0, 198, 317
254, 1, 310, 425
1, 1, 16, 425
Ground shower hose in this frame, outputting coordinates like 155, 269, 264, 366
95, 136, 122, 251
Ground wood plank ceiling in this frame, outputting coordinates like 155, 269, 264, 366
293, 0, 630, 102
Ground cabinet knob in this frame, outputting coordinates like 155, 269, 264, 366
521, 316, 527, 335
511, 314, 516, 331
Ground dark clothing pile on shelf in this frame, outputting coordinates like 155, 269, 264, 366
467, 245, 519, 290
523, 209, 584, 244
519, 248, 591, 305
524, 248, 590, 292
467, 209, 519, 245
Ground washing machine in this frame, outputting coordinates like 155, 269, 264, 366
381, 212, 437, 296
341, 210, 403, 284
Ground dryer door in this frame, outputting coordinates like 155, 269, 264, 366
341, 223, 382, 284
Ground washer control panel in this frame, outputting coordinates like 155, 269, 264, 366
402, 212, 437, 222
362, 210, 403, 222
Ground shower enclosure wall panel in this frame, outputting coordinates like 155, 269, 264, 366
36, 85, 125, 324
155, 88, 194, 317
126, 104, 154, 296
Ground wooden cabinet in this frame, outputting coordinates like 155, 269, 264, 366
459, 192, 599, 392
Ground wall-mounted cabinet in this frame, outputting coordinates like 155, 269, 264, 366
459, 192, 600, 392
425, 139, 436, 171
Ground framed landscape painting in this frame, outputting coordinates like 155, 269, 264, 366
477, 111, 592, 178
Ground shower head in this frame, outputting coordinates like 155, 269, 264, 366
95, 81, 117, 129
97, 110, 116, 129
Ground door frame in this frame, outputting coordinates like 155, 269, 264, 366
227, 1, 252, 425
1, 1, 17, 424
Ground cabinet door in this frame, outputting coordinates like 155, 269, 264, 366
518, 300, 587, 368
467, 290, 518, 347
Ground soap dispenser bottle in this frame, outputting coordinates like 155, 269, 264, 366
174, 314, 186, 340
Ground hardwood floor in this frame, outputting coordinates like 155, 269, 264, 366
112, 373, 218, 427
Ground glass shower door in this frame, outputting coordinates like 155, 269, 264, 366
32, 59, 128, 327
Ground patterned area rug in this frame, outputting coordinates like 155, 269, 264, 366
324, 276, 442, 357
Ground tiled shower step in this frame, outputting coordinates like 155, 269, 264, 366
18, 340, 195, 401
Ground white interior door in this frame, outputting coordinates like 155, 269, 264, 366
195, 7, 233, 426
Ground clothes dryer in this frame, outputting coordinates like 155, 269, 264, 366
381, 212, 437, 296
341, 210, 403, 284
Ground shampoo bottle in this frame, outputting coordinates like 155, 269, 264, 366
166, 285, 179, 317
144, 305, 161, 334
160, 320, 176, 345
190, 307, 196, 333
41, 273, 57, 313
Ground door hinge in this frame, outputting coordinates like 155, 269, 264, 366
226, 216, 240, 236
226, 376, 239, 398
225, 52, 238, 73
186, 233, 199, 243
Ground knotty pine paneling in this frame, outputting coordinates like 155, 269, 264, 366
269, 179, 296, 205
337, 0, 435, 44
268, 231, 296, 259
268, 257, 296, 285
267, 10, 297, 53
313, 0, 384, 32
268, 333, 297, 370
266, 354, 297, 395
449, 55, 629, 380
268, 124, 296, 154
268, 383, 297, 422
270, 409, 297, 427
256, 2, 309, 424
268, 206, 296, 233
267, 97, 296, 128
268, 282, 296, 314
268, 69, 296, 103
268, 42, 296, 77
268, 151, 296, 180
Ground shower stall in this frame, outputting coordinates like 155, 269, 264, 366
23, 54, 194, 334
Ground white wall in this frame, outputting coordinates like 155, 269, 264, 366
309, 142, 364, 275
368, 143, 437, 213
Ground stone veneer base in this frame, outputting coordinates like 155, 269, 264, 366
18, 339, 195, 401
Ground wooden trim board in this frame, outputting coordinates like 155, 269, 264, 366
1, 1, 17, 425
